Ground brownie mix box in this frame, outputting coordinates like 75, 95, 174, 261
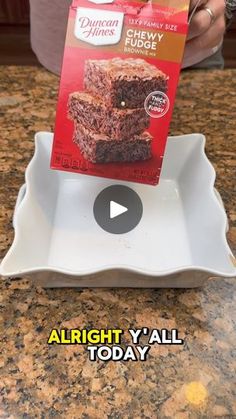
51, 0, 190, 185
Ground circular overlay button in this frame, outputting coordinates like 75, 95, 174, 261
93, 185, 143, 234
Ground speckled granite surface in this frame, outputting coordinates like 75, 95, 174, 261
0, 67, 235, 418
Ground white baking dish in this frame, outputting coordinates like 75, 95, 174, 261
0, 132, 235, 287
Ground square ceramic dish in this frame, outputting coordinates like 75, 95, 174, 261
0, 132, 235, 288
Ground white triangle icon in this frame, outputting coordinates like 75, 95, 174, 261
110, 201, 128, 219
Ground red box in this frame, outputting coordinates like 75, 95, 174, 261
51, 0, 190, 185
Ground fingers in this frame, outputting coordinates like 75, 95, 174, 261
182, 43, 222, 68
187, 14, 225, 54
183, 14, 225, 68
183, 0, 226, 68
189, 0, 206, 14
188, 0, 226, 40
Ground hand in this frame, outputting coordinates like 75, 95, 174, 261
182, 0, 226, 68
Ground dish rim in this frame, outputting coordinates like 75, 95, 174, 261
1, 131, 235, 279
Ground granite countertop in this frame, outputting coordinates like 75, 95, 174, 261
0, 67, 235, 418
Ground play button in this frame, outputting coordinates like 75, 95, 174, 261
93, 185, 143, 234
110, 201, 128, 219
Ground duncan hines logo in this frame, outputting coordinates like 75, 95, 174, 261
74, 7, 124, 46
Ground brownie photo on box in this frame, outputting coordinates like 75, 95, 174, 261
73, 123, 153, 164
68, 91, 150, 141
84, 57, 169, 109
68, 57, 169, 164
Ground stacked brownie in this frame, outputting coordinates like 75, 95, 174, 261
68, 58, 168, 164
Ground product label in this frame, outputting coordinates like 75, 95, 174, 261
51, 0, 190, 186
